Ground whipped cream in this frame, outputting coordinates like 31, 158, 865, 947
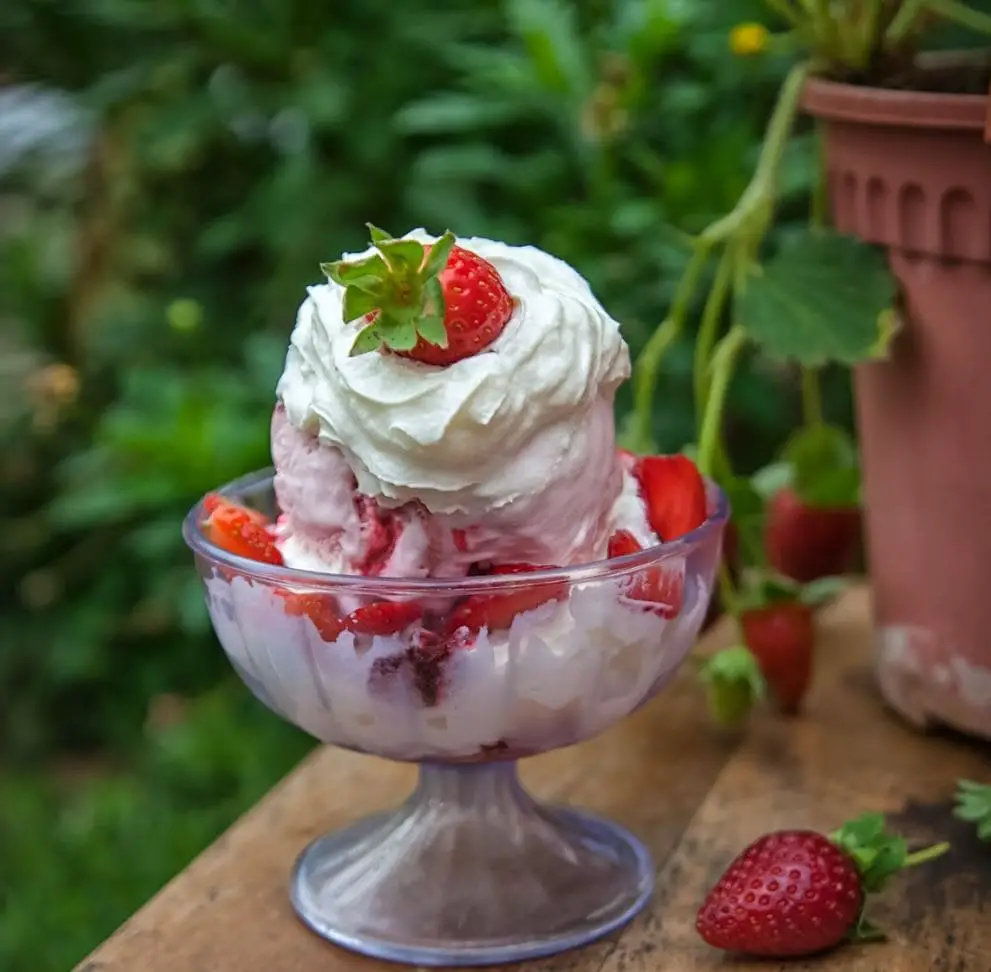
276, 230, 631, 566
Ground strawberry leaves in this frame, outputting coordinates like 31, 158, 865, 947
736, 228, 897, 367
954, 780, 991, 842
829, 811, 949, 936
321, 224, 456, 357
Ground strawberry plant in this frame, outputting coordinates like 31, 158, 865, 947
622, 0, 991, 725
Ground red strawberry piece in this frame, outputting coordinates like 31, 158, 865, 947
740, 601, 815, 715
324, 227, 514, 367
765, 487, 861, 584
633, 454, 707, 542
451, 528, 469, 553
443, 563, 567, 637
697, 830, 862, 957
607, 530, 683, 619
696, 815, 948, 958
346, 600, 423, 636
281, 592, 344, 643
202, 496, 283, 565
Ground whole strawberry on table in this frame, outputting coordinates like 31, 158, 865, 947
697, 812, 948, 958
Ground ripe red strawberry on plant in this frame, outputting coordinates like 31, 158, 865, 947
443, 563, 567, 638
202, 495, 283, 565
697, 813, 949, 958
741, 597, 815, 715
322, 225, 514, 367
766, 487, 861, 583
757, 424, 862, 584
633, 453, 707, 542
607, 529, 683, 618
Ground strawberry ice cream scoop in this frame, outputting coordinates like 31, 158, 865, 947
272, 228, 658, 577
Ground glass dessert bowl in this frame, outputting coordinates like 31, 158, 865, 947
184, 467, 728, 966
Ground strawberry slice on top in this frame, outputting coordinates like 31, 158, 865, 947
633, 454, 707, 543
322, 225, 514, 367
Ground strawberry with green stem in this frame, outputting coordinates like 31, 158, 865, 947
697, 812, 949, 958
755, 423, 862, 585
322, 225, 514, 367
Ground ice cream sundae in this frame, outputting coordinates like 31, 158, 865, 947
195, 226, 719, 761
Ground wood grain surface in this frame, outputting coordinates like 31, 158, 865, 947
76, 587, 991, 972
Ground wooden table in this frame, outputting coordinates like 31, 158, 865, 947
76, 587, 991, 972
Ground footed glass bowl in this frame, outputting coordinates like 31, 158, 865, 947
183, 469, 728, 966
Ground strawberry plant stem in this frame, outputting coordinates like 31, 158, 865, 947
916, 0, 991, 38
631, 243, 712, 451
693, 249, 735, 427
763, 0, 803, 28
801, 366, 822, 426
697, 327, 748, 481
903, 842, 950, 867
886, 0, 933, 41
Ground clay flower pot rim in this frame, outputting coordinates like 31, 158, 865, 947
803, 74, 986, 131
803, 50, 990, 131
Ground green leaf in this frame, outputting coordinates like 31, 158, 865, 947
736, 229, 897, 367
954, 780, 991, 839
423, 275, 447, 321
321, 254, 388, 289
751, 461, 793, 499
799, 575, 851, 606
366, 223, 393, 244
376, 237, 425, 274
421, 231, 457, 279
782, 423, 860, 507
342, 288, 380, 323
380, 319, 418, 352
349, 323, 383, 357
737, 570, 801, 612
417, 314, 449, 349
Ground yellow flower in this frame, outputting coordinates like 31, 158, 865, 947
730, 22, 769, 57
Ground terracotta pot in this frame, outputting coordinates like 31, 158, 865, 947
803, 67, 991, 739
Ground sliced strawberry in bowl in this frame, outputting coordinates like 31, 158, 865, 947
607, 530, 684, 619
346, 600, 424, 637
442, 564, 567, 638
280, 591, 345, 643
202, 496, 283, 565
633, 454, 707, 542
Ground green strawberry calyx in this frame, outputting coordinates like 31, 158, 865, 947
829, 812, 950, 943
753, 422, 861, 509
735, 568, 851, 614
954, 779, 991, 842
321, 224, 456, 357
699, 645, 766, 728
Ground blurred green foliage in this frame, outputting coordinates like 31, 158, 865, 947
0, 1, 855, 968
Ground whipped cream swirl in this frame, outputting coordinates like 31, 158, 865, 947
277, 230, 630, 538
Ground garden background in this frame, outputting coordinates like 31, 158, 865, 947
0, 2, 979, 969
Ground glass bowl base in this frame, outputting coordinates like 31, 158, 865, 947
289, 762, 654, 966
